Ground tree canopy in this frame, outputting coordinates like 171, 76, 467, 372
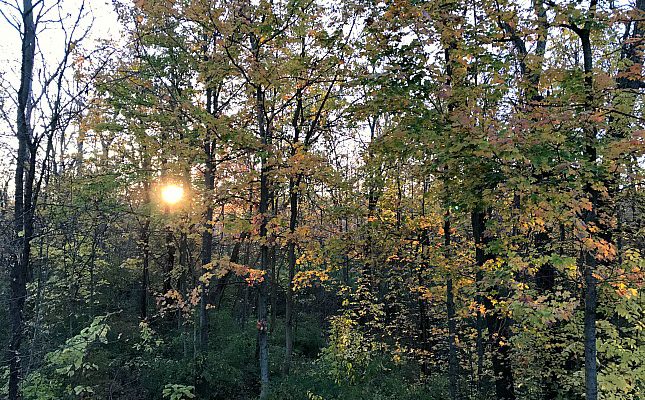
0, 0, 644, 399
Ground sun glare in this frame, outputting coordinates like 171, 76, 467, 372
161, 184, 184, 205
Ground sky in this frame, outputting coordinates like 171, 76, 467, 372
0, 0, 120, 69
0, 0, 121, 180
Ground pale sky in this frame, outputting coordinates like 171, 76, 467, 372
0, 0, 120, 69
0, 0, 121, 180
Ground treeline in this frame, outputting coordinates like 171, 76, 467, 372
1, 0, 644, 399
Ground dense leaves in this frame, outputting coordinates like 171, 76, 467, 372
0, 0, 644, 399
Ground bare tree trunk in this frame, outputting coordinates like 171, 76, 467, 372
9, 1, 36, 398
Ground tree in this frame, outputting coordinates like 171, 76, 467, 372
1, 1, 94, 397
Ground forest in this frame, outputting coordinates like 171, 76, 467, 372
0, 0, 643, 399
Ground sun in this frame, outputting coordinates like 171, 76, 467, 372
161, 184, 184, 205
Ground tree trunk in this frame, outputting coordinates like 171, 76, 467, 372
269, 203, 278, 333
253, 53, 270, 398
442, 38, 460, 400
140, 219, 150, 320
139, 151, 151, 320
164, 213, 175, 295
284, 78, 305, 374
445, 215, 459, 400
240, 196, 253, 328
284, 176, 299, 374
199, 140, 215, 353
472, 210, 515, 400
194, 86, 217, 395
9, 1, 36, 398
580, 25, 599, 400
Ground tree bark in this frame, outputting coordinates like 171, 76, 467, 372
199, 161, 214, 352
445, 215, 459, 400
9, 1, 36, 398
199, 87, 217, 354
139, 221, 150, 320
580, 24, 599, 400
253, 34, 271, 397
472, 210, 515, 400
139, 150, 151, 320
284, 82, 304, 374
284, 176, 298, 374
